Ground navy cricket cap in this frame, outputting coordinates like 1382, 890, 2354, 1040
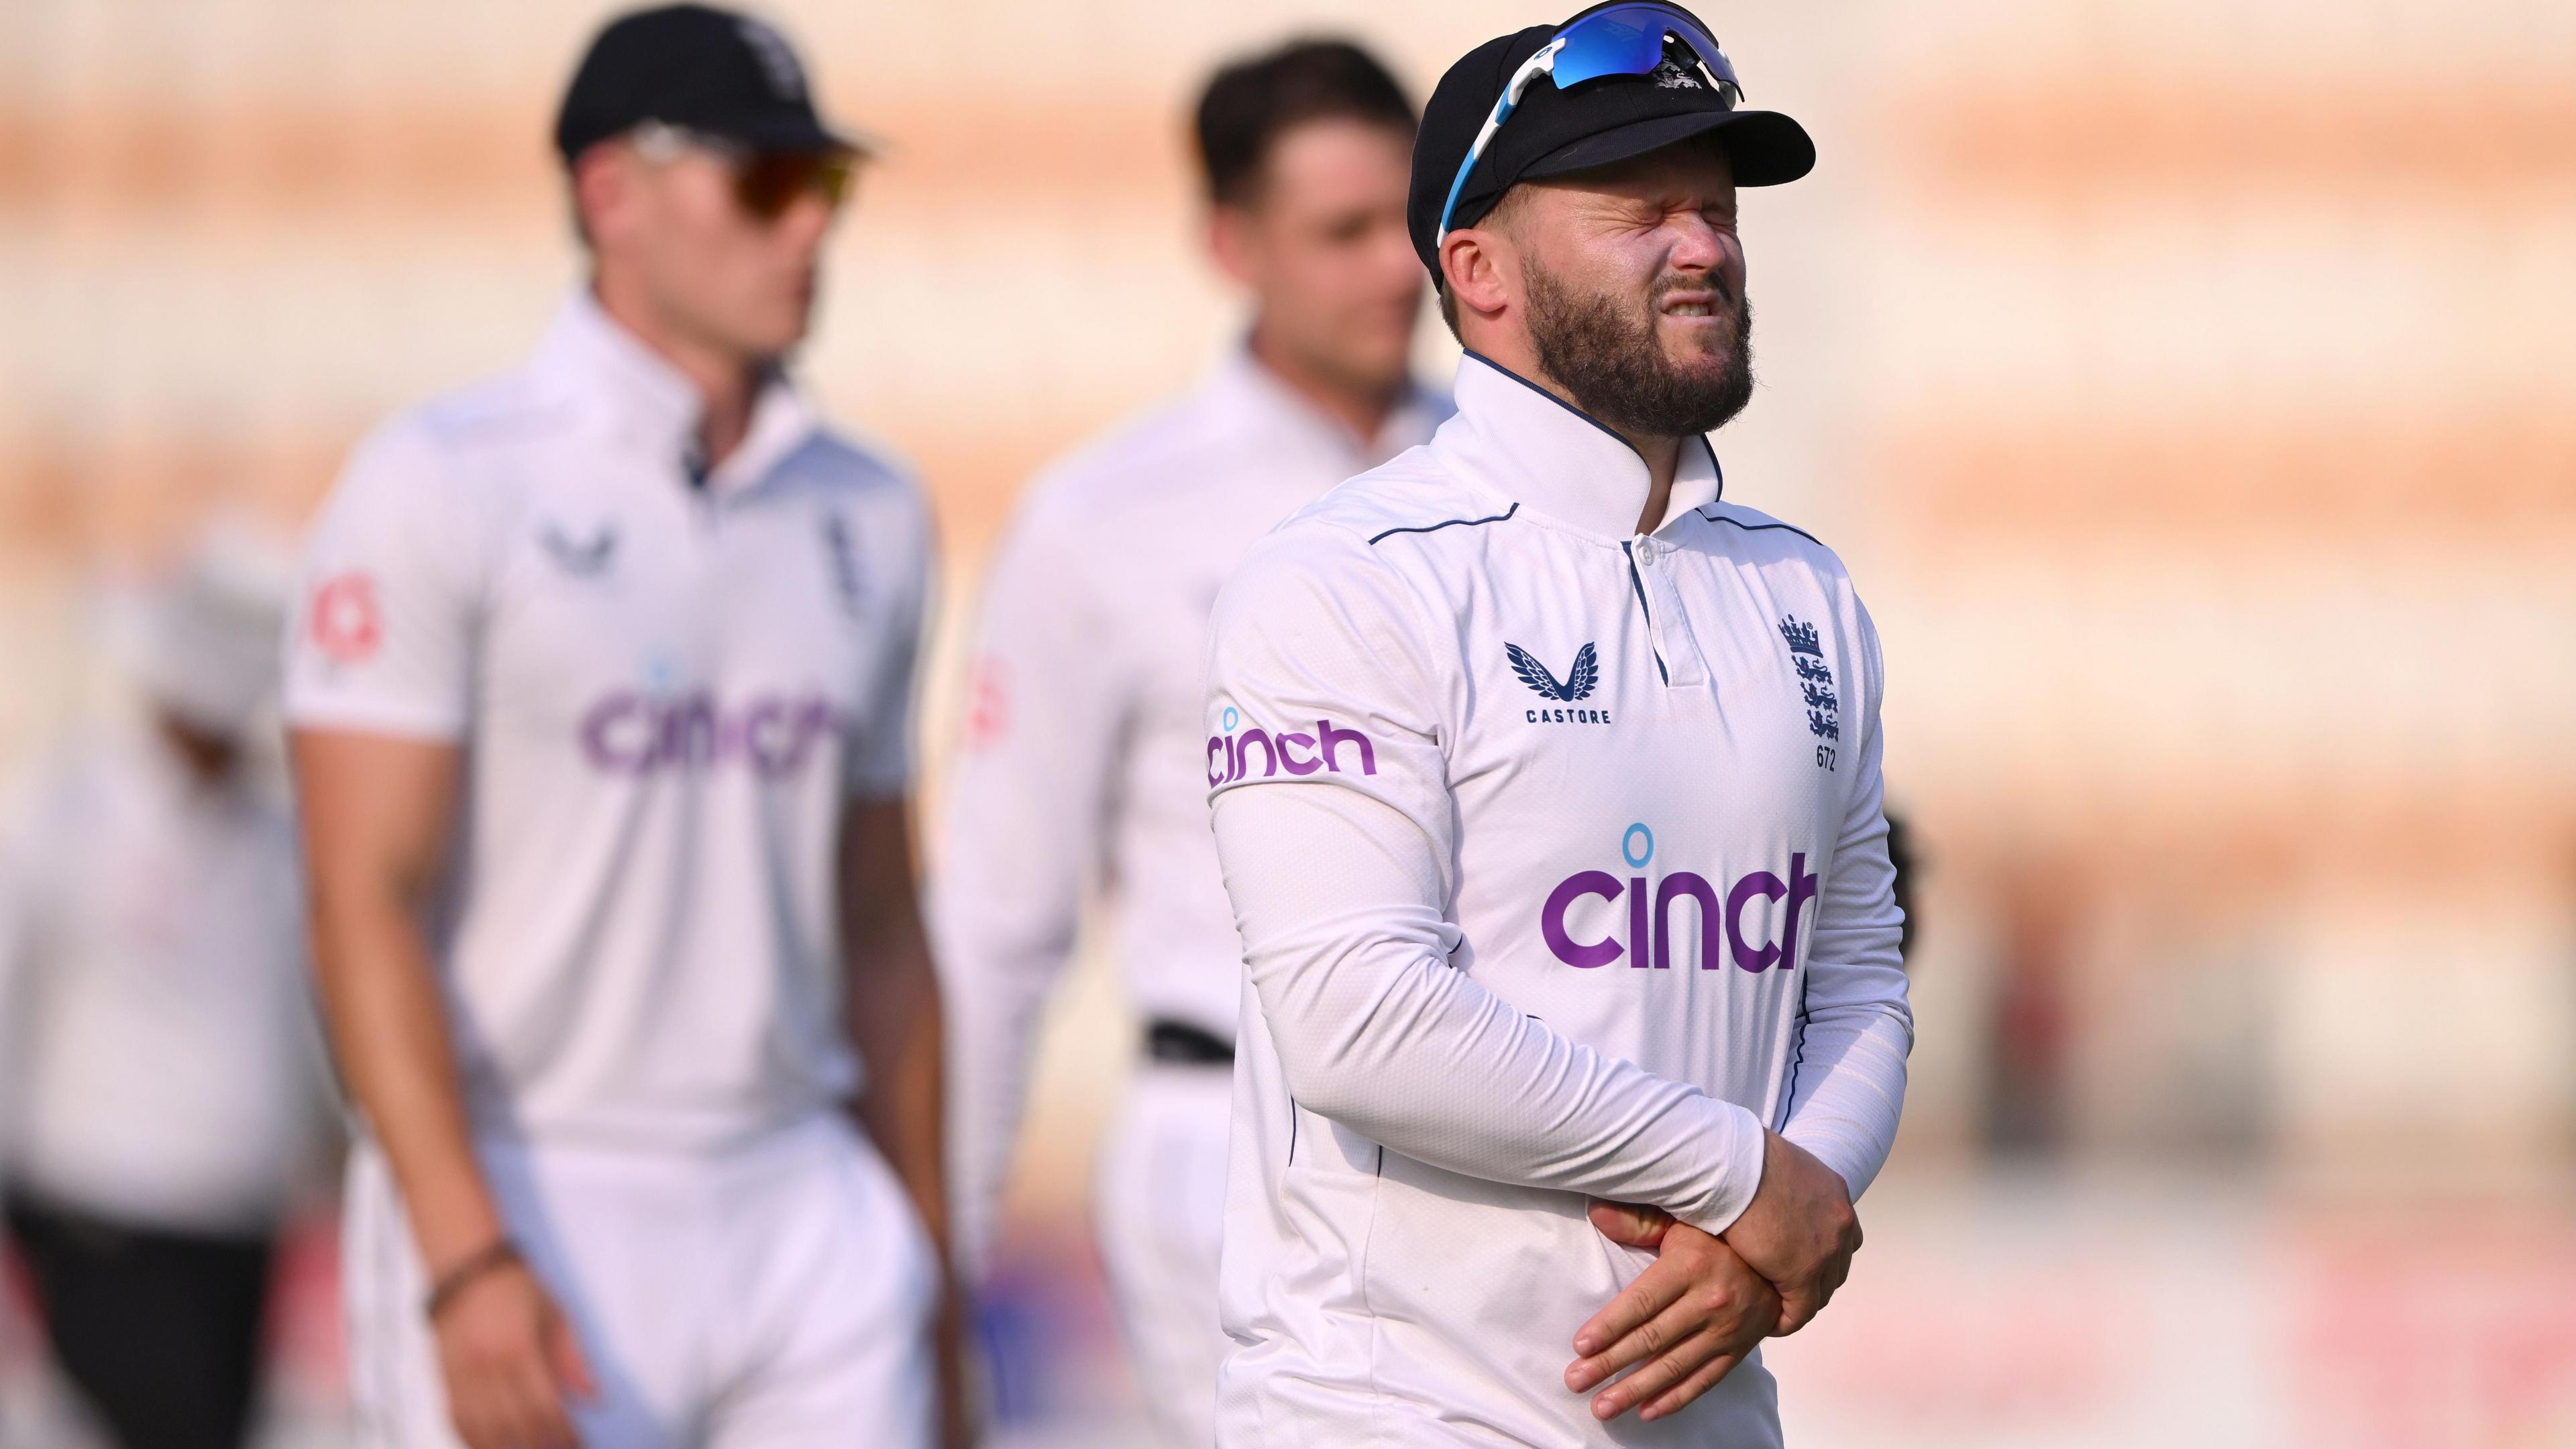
1408, 2, 1815, 277
554, 4, 861, 164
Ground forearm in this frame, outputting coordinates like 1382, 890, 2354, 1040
848, 912, 952, 1259
1778, 1004, 1911, 1199
307, 884, 503, 1270
1219, 786, 1768, 1236
934, 926, 1064, 1274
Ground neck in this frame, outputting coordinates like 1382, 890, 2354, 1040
590, 274, 764, 467
154, 710, 237, 788
1246, 323, 1401, 448
1468, 330, 1684, 535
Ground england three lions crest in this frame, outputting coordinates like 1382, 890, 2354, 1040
1779, 615, 1839, 770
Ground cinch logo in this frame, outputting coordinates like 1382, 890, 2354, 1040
1540, 823, 1819, 973
580, 690, 845, 777
1205, 708, 1379, 786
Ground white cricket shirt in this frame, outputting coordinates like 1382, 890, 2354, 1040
284, 293, 930, 1155
930, 350, 1447, 1265
1205, 353, 1913, 1446
0, 724, 320, 1233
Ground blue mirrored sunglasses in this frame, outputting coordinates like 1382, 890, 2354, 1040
1436, 4, 1745, 247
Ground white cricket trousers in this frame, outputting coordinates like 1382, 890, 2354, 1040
345, 1114, 938, 1448
1093, 1063, 1234, 1449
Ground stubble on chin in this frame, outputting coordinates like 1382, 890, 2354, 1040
1525, 256, 1756, 439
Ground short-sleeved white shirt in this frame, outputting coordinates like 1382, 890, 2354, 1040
284, 293, 930, 1154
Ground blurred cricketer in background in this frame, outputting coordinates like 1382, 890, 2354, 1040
932, 39, 1448, 1448
1, 521, 327, 1449
1203, 3, 1911, 1444
284, 7, 961, 1447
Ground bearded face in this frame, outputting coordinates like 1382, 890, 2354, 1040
1521, 247, 1754, 441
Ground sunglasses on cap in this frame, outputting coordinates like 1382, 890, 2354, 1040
631, 121, 857, 221
1435, 3, 1745, 247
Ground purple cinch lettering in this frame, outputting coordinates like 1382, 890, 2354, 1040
580, 693, 651, 773
1236, 727, 1278, 780
1279, 731, 1321, 775
1316, 718, 1375, 775
740, 698, 792, 774
663, 693, 719, 767
1654, 871, 1721, 971
1780, 853, 1819, 973
786, 696, 839, 774
1542, 871, 1625, 968
1205, 737, 1228, 788
1727, 870, 1788, 973
578, 690, 843, 777
1628, 877, 1651, 968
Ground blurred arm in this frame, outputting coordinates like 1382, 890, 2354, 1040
290, 731, 504, 1271
928, 504, 1124, 1273
839, 794, 969, 1446
0, 769, 59, 1183
841, 796, 950, 1259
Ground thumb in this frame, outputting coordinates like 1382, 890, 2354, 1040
1586, 1199, 1674, 1248
545, 1306, 598, 1401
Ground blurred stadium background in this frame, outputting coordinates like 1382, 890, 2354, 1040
3, 0, 2573, 1444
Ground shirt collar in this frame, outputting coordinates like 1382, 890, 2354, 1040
1202, 342, 1449, 476
1432, 351, 1722, 542
533, 289, 818, 496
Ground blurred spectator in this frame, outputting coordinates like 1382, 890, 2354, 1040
1884, 808, 1917, 961
0, 519, 329, 1449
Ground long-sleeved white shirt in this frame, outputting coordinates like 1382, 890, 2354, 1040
1204, 353, 1913, 1447
0, 724, 322, 1233
930, 350, 1446, 1266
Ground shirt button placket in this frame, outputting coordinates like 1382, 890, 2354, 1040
1638, 543, 1711, 688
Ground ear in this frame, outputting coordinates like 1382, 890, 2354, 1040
1440, 223, 1515, 329
571, 144, 638, 252
1205, 203, 1259, 290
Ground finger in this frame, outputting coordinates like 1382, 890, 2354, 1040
547, 1311, 598, 1402
1568, 1281, 1736, 1394
1588, 1324, 1722, 1421
448, 1369, 509, 1449
508, 1354, 580, 1449
449, 1394, 500, 1449
1586, 1199, 1672, 1249
1638, 1346, 1749, 1423
1570, 1257, 1691, 1360
1772, 1287, 1818, 1336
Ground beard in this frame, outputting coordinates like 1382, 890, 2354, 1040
1524, 256, 1754, 439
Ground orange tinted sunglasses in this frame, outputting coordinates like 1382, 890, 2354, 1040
633, 122, 857, 221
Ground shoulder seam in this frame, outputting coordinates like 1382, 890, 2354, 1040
1699, 508, 1823, 548
1368, 502, 1519, 546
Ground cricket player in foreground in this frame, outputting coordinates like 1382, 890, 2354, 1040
1204, 5, 1912, 1443
286, 8, 961, 1446
932, 40, 1448, 1446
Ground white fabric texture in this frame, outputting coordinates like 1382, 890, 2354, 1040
930, 351, 1446, 1271
1205, 353, 1913, 1446
343, 1116, 936, 1448
282, 292, 932, 1154
0, 724, 322, 1233
1092, 1065, 1234, 1449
